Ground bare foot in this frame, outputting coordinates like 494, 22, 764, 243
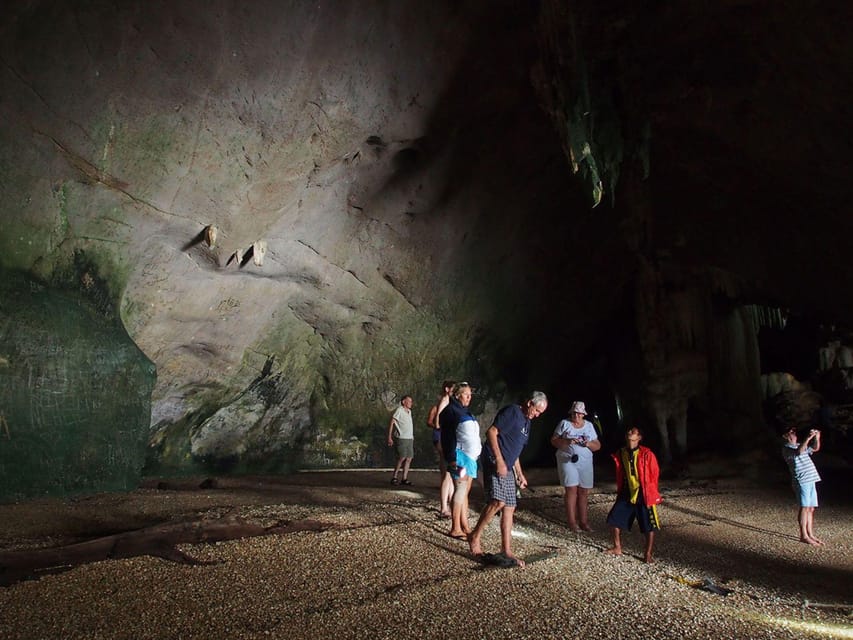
505, 553, 525, 568
448, 531, 466, 540
567, 522, 579, 532
579, 523, 593, 532
644, 554, 655, 564
800, 537, 821, 546
468, 533, 483, 557
604, 547, 622, 556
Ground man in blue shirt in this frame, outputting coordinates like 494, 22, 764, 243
468, 390, 548, 567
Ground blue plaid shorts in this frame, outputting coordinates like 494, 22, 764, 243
483, 458, 518, 508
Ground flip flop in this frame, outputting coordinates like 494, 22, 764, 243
480, 553, 520, 568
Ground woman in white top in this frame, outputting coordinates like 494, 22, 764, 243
551, 401, 601, 532
447, 383, 481, 539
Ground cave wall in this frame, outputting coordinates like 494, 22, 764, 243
2, 1, 851, 495
0, 272, 155, 499
0, 1, 607, 489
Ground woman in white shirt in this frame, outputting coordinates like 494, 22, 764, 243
447, 383, 481, 539
551, 401, 601, 532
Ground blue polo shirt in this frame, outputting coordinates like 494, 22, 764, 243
484, 404, 530, 469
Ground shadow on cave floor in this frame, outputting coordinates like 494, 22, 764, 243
1, 462, 850, 606
508, 467, 853, 606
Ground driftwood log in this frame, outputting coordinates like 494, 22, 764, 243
0, 518, 332, 587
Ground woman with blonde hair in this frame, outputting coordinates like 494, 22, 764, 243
444, 383, 480, 539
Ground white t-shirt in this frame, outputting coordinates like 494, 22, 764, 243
456, 415, 482, 459
392, 406, 414, 439
553, 419, 598, 463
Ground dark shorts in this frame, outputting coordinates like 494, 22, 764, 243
482, 457, 518, 508
606, 492, 660, 533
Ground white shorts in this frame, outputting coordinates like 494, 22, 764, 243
557, 457, 594, 489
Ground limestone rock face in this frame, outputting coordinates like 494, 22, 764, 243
0, 1, 588, 487
1, 2, 852, 493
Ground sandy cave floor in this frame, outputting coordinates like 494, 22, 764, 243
0, 467, 851, 640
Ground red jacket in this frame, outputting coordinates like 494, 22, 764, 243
611, 445, 662, 506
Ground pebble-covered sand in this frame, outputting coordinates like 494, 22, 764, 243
0, 469, 851, 639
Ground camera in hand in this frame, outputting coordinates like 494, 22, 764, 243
569, 435, 586, 463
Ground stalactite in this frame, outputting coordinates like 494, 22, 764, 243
532, 1, 633, 209
745, 304, 787, 332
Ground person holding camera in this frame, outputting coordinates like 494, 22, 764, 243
551, 401, 601, 532
782, 426, 823, 545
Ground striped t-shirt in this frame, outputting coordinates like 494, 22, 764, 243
782, 443, 821, 484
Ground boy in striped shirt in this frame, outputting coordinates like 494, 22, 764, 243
782, 427, 823, 546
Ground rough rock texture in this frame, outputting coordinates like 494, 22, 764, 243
3, 1, 581, 485
1, 1, 852, 493
0, 272, 155, 500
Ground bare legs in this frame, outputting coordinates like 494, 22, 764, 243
467, 500, 525, 567
434, 443, 453, 516
563, 486, 591, 531
449, 477, 473, 537
578, 487, 591, 531
391, 456, 412, 482
604, 526, 622, 556
440, 473, 454, 517
499, 506, 521, 565
604, 527, 655, 563
644, 531, 655, 563
563, 487, 578, 531
468, 500, 501, 556
799, 507, 823, 545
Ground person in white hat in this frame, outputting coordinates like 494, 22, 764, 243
550, 400, 601, 532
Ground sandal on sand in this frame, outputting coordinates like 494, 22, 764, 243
480, 553, 521, 568
401, 479, 412, 485
390, 478, 400, 485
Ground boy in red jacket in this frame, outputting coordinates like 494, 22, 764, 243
604, 426, 662, 563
